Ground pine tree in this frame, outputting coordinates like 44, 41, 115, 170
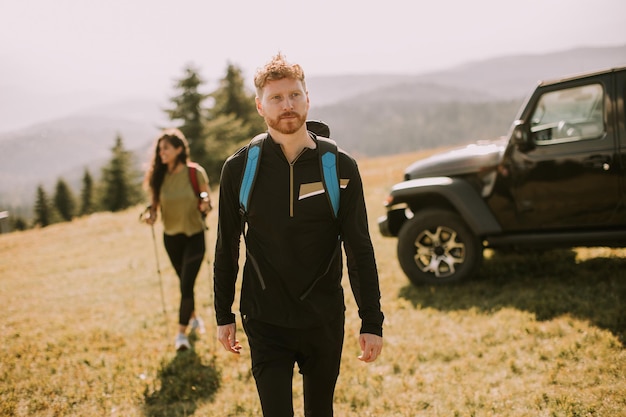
33, 185, 52, 227
53, 178, 76, 221
203, 114, 249, 182
163, 63, 267, 183
208, 63, 264, 134
79, 168, 95, 216
202, 63, 266, 182
99, 134, 142, 212
10, 216, 28, 231
164, 64, 209, 164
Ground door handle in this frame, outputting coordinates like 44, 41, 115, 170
584, 155, 611, 171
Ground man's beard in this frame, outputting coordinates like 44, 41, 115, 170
265, 111, 307, 135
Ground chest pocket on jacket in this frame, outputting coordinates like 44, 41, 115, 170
299, 182, 326, 201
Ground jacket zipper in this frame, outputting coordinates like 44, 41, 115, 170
249, 147, 307, 291
289, 148, 307, 217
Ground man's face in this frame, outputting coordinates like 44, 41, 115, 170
256, 77, 309, 135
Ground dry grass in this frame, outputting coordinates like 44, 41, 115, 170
1, 150, 625, 416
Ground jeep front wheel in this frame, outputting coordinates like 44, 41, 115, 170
397, 210, 482, 285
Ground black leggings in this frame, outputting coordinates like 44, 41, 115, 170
242, 313, 345, 417
163, 232, 205, 326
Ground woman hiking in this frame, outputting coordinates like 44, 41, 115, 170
143, 128, 212, 351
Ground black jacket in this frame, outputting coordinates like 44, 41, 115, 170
213, 134, 384, 336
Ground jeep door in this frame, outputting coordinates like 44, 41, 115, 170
618, 69, 626, 221
506, 71, 623, 230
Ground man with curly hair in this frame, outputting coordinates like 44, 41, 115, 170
214, 53, 384, 416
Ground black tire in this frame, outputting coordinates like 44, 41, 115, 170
397, 210, 483, 285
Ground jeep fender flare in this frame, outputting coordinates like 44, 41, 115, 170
388, 177, 502, 236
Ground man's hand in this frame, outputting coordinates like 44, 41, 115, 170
217, 323, 242, 354
358, 333, 383, 362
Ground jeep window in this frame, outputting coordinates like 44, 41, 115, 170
530, 84, 604, 145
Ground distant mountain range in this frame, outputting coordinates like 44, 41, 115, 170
307, 44, 626, 103
307, 45, 626, 156
1, 44, 625, 213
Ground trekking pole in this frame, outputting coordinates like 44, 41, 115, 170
140, 207, 169, 339
205, 234, 217, 354
200, 206, 217, 354
150, 225, 168, 324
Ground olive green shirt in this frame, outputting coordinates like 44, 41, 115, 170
160, 165, 208, 236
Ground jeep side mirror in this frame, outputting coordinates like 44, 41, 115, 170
511, 120, 526, 143
510, 119, 535, 151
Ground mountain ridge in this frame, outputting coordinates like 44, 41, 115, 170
2, 44, 625, 212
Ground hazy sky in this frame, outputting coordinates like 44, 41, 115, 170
2, 0, 626, 100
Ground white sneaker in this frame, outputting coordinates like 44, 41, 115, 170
175, 334, 191, 351
189, 316, 206, 334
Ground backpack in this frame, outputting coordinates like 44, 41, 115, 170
187, 162, 201, 197
237, 121, 341, 295
238, 121, 340, 219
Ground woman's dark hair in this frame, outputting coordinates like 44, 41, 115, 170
144, 128, 190, 205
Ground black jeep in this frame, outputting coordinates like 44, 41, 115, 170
379, 67, 626, 285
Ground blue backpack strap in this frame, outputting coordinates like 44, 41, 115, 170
238, 133, 268, 290
299, 135, 341, 300
317, 137, 340, 218
239, 133, 267, 214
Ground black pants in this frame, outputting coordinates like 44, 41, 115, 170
163, 232, 205, 326
242, 313, 345, 417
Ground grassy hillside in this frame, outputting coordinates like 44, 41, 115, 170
1, 151, 625, 417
